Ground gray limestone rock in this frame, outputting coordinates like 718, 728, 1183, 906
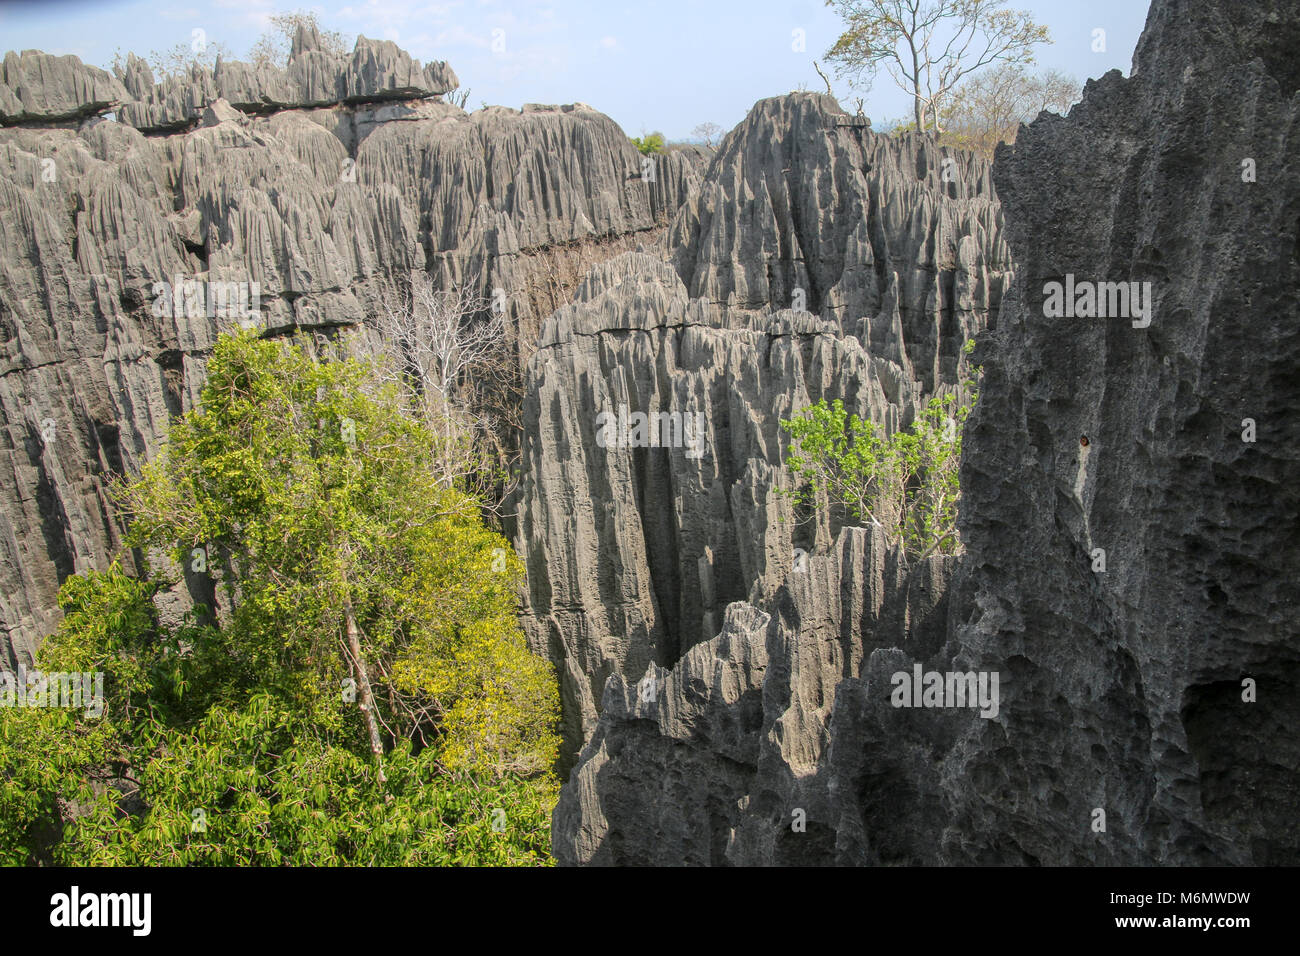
517, 92, 1007, 770
0, 35, 698, 669
2, 0, 1294, 869
0, 50, 128, 125
548, 0, 1300, 865
551, 526, 958, 865
947, 0, 1300, 864
113, 27, 459, 134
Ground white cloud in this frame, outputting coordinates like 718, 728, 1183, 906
598, 36, 618, 50
433, 24, 493, 49
209, 0, 277, 30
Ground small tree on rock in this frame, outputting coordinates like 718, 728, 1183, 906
248, 10, 351, 69
691, 122, 723, 147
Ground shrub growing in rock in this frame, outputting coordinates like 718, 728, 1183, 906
781, 363, 976, 561
630, 132, 665, 154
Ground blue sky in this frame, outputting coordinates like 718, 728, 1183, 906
0, 0, 1151, 140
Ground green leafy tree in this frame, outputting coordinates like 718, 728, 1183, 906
0, 331, 559, 865
782, 342, 978, 560
117, 330, 557, 778
630, 131, 665, 155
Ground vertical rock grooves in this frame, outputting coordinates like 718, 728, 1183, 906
3, 0, 1293, 868
519, 93, 1008, 774
956, 0, 1300, 864
0, 30, 709, 668
547, 0, 1299, 864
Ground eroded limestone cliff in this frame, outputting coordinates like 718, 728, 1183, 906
516, 93, 1008, 775
0, 28, 704, 666
2, 0, 1294, 868
547, 0, 1299, 864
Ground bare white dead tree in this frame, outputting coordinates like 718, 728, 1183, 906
368, 273, 515, 505
691, 121, 723, 147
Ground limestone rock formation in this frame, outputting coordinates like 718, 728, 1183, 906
670, 97, 1007, 395
517, 93, 1009, 769
553, 527, 956, 865
115, 32, 457, 133
0, 34, 704, 669
4, 0, 1293, 869
548, 0, 1300, 864
950, 0, 1300, 864
0, 50, 129, 126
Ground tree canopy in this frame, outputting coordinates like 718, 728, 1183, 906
940, 63, 1078, 157
0, 330, 559, 865
630, 132, 666, 155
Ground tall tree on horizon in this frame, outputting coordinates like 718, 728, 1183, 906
824, 0, 1050, 131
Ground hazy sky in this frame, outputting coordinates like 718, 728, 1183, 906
0, 0, 1152, 140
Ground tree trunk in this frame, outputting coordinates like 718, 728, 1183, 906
344, 598, 386, 784
911, 44, 923, 129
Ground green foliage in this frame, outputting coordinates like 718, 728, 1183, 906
0, 702, 118, 866
630, 132, 665, 155
52, 695, 556, 866
781, 343, 978, 560
0, 331, 559, 865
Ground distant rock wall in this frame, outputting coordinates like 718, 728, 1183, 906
0, 30, 707, 667
1, 24, 457, 132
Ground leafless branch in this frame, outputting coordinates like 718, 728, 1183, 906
366, 272, 517, 512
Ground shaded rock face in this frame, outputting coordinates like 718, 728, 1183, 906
548, 0, 1300, 865
517, 93, 1009, 771
0, 37, 707, 668
951, 0, 1300, 864
553, 527, 957, 866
